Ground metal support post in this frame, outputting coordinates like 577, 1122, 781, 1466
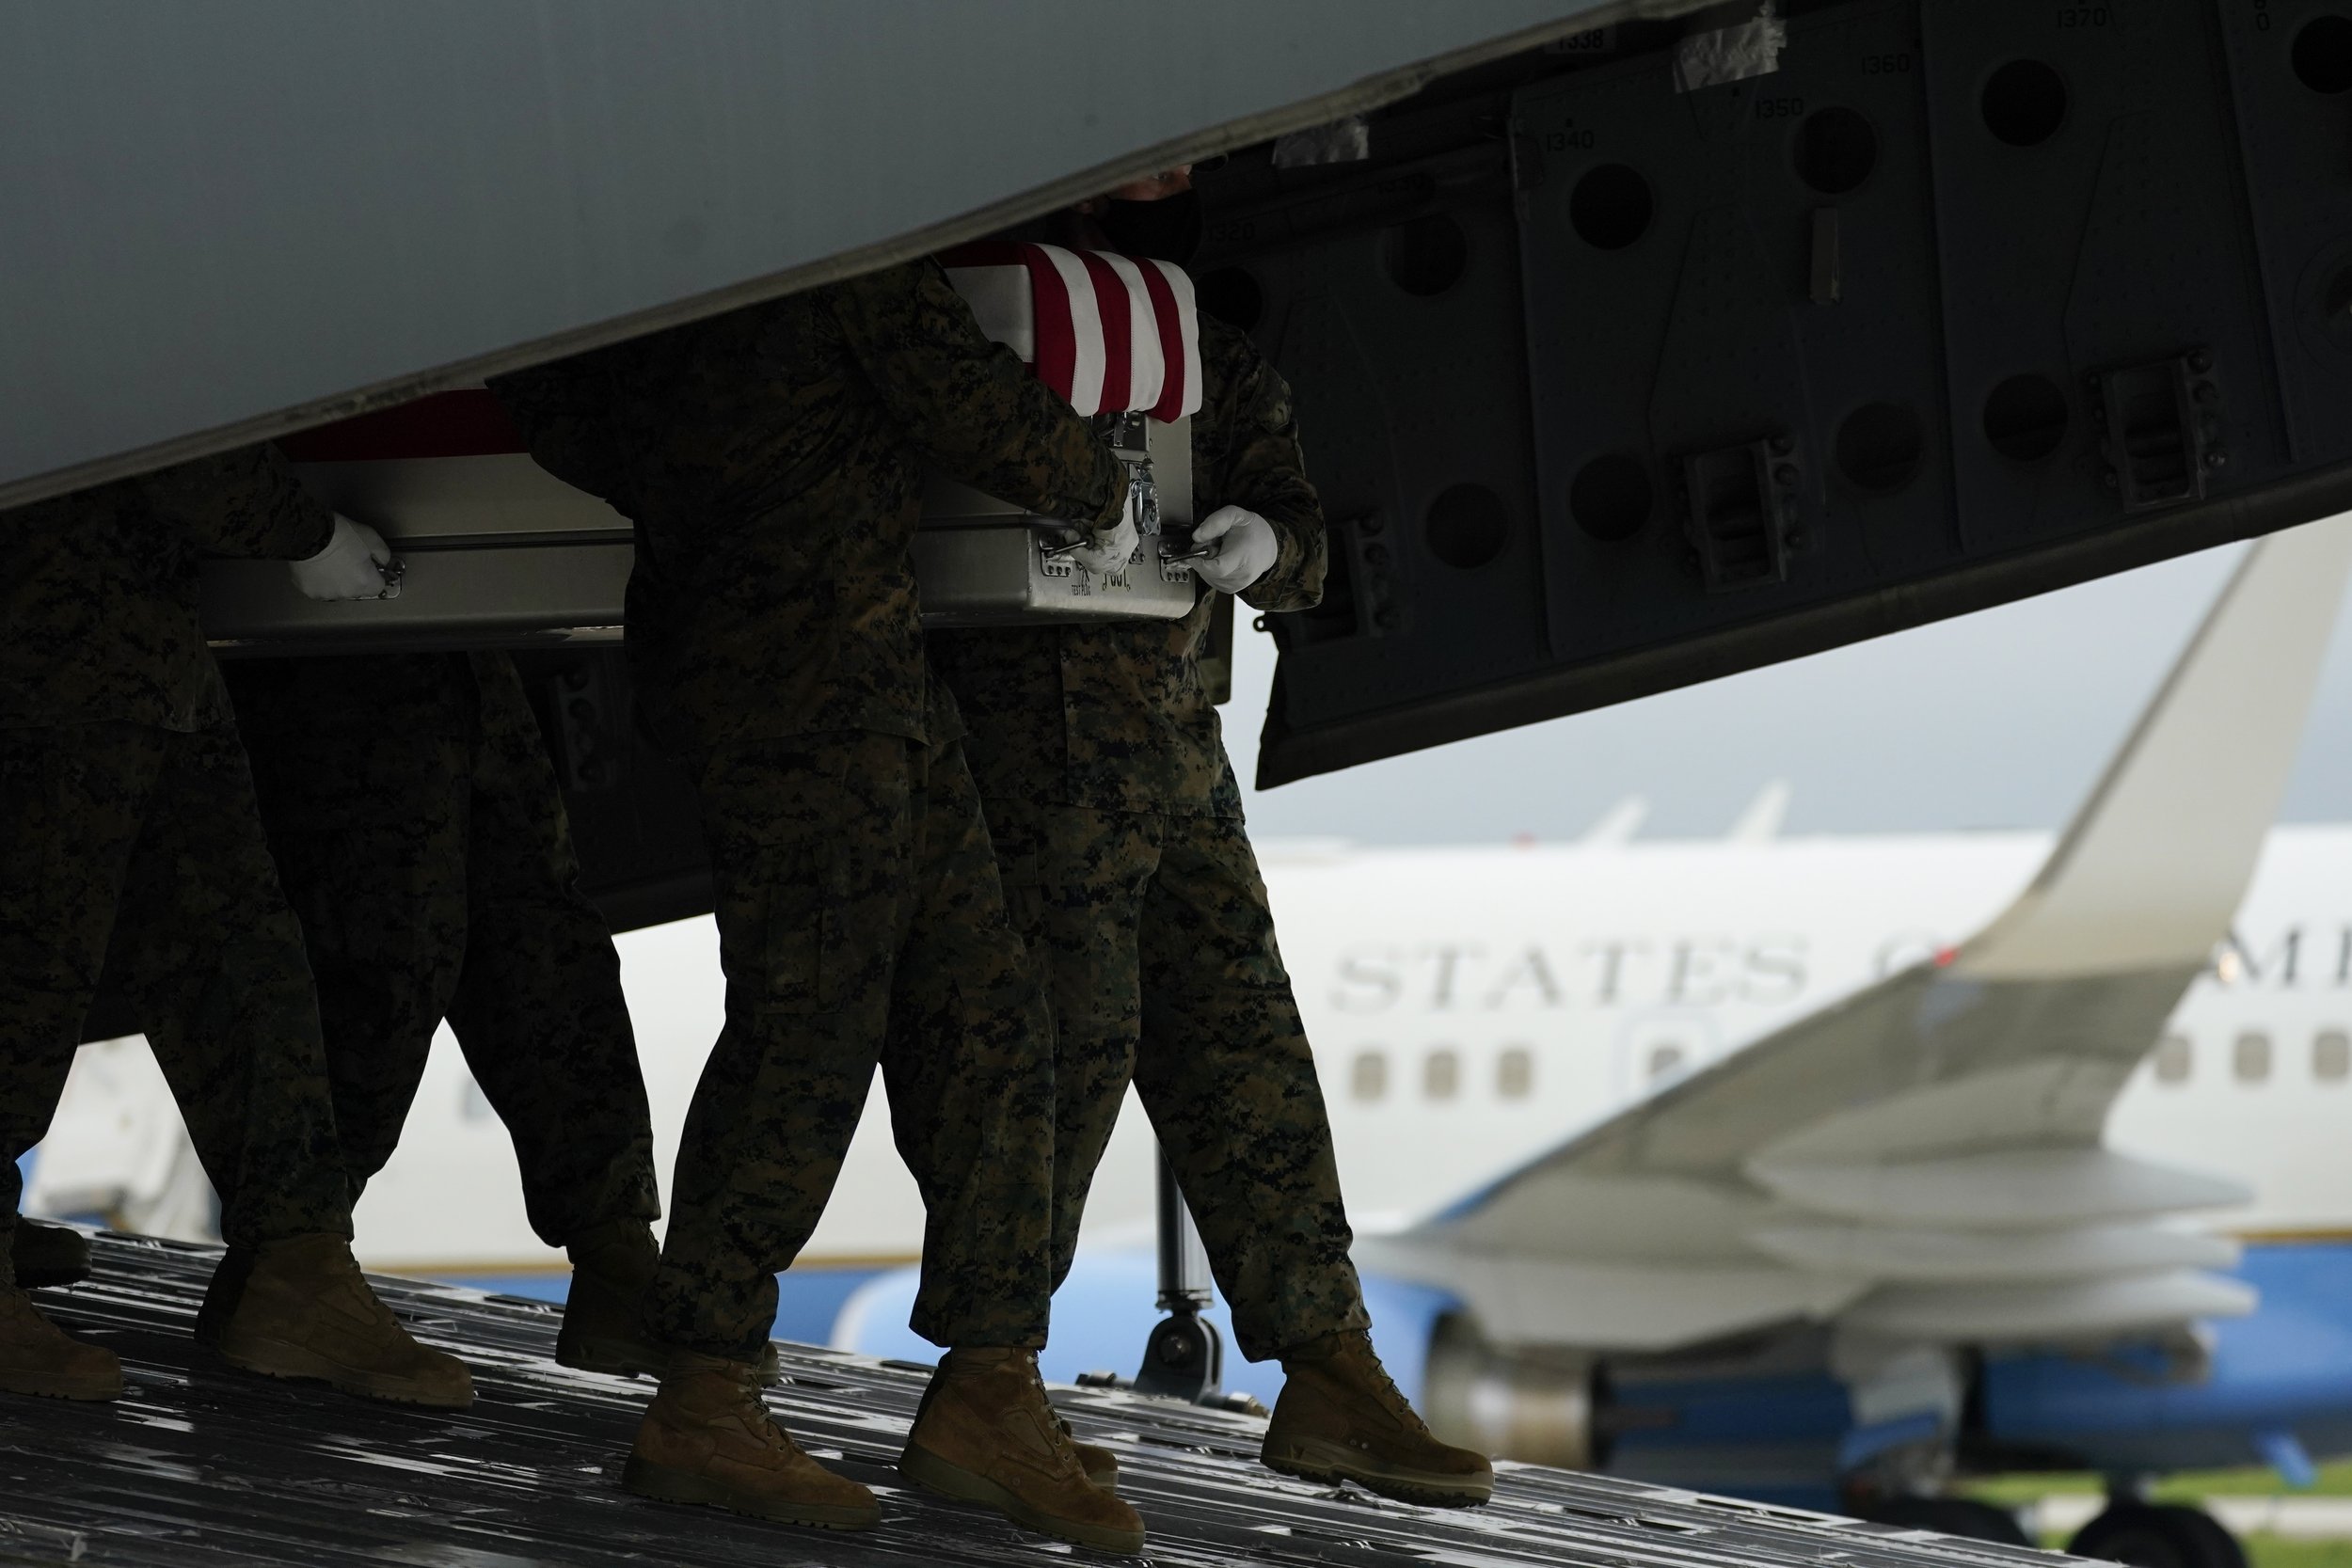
1132, 1146, 1224, 1402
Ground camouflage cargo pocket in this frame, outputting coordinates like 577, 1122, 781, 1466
756, 843, 836, 1014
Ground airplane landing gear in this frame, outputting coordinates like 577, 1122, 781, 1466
2070, 1503, 2248, 1568
1856, 1496, 2034, 1546
1132, 1150, 1224, 1402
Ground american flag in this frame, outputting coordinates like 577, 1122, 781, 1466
939, 242, 1202, 423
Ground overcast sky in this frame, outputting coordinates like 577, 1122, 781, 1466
1220, 530, 2352, 845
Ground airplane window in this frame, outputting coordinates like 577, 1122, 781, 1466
2316, 1030, 2350, 1083
1498, 1048, 1534, 1100
1647, 1045, 1685, 1082
1425, 1049, 1460, 1101
2152, 1034, 2192, 1085
1351, 1051, 1388, 1102
2233, 1030, 2272, 1084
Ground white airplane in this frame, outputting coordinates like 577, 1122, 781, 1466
28, 515, 2352, 1566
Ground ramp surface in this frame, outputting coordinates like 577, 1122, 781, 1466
1, 1234, 2059, 1567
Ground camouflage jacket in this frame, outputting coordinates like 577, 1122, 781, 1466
930, 314, 1326, 817
492, 260, 1128, 753
0, 446, 334, 732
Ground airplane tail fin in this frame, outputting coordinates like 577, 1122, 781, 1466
1961, 517, 2352, 980
1375, 518, 2352, 1352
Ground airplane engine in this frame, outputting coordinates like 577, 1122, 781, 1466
1427, 1324, 1864, 1511
1419, 1314, 1598, 1472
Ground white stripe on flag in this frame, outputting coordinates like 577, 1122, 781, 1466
1098, 254, 1165, 414
1152, 259, 1204, 420
944, 264, 1037, 362
1039, 245, 1105, 413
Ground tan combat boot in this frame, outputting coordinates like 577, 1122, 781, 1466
908, 1361, 1117, 1491
214, 1233, 473, 1408
623, 1352, 880, 1529
1061, 1416, 1120, 1491
12, 1219, 91, 1290
900, 1347, 1146, 1553
553, 1220, 781, 1384
1263, 1328, 1495, 1507
556, 1218, 665, 1376
0, 1286, 122, 1401
194, 1244, 255, 1348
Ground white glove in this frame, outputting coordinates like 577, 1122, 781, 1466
289, 515, 396, 601
1188, 505, 1279, 594
1068, 501, 1140, 577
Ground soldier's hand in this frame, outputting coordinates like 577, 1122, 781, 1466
1069, 506, 1140, 577
1188, 505, 1279, 594
290, 515, 398, 601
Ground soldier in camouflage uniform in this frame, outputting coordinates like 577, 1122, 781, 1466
929, 176, 1495, 1509
495, 257, 1148, 1552
0, 445, 470, 1409
222, 649, 664, 1373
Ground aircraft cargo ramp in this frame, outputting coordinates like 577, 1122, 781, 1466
0, 1235, 2065, 1568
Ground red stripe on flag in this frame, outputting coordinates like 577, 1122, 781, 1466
1136, 262, 1188, 422
1024, 245, 1078, 404
1077, 251, 1133, 415
278, 390, 525, 463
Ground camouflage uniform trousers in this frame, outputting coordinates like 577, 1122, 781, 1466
987, 797, 1371, 1364
0, 721, 351, 1284
226, 653, 660, 1247
646, 729, 1056, 1359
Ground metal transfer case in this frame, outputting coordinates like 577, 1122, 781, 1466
914, 411, 1200, 626
198, 399, 1200, 649
199, 395, 635, 654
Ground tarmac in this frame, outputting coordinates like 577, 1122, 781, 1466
2032, 1493, 2352, 1541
